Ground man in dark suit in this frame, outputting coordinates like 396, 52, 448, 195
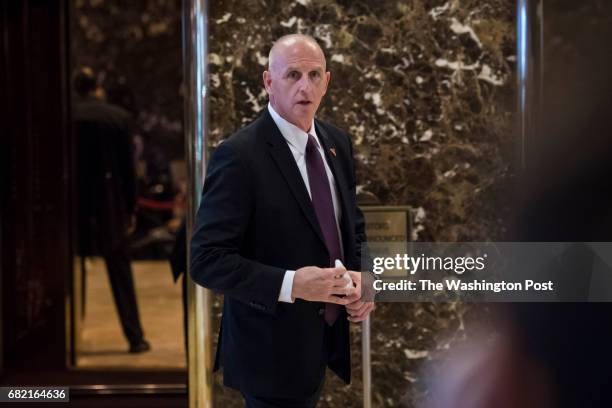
190, 34, 374, 407
74, 67, 150, 353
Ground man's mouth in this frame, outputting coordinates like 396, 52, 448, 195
297, 100, 312, 106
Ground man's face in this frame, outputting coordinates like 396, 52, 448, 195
263, 40, 330, 132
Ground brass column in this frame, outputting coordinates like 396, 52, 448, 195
517, 0, 544, 170
362, 318, 371, 408
182, 0, 213, 407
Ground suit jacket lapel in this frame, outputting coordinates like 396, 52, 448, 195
315, 121, 353, 247
261, 110, 328, 250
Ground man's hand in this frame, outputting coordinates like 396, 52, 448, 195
344, 270, 375, 323
292, 266, 357, 305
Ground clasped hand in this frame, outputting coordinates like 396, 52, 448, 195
292, 264, 375, 322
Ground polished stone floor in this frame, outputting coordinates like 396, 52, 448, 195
77, 258, 186, 369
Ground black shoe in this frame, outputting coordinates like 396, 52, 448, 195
129, 339, 151, 353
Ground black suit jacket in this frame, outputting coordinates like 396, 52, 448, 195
74, 97, 136, 255
190, 108, 367, 398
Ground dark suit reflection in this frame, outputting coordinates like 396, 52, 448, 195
74, 96, 146, 347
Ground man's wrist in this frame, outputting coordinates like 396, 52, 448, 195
278, 270, 296, 303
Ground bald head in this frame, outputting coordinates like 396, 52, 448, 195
268, 34, 326, 73
263, 34, 331, 132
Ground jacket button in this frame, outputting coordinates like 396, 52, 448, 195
318, 308, 325, 316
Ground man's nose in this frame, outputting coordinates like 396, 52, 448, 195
297, 76, 312, 93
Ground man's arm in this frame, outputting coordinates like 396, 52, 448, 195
189, 140, 286, 314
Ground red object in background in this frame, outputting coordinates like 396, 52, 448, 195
137, 197, 175, 211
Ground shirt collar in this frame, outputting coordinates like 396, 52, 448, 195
268, 103, 318, 155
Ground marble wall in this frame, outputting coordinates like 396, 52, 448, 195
209, 1, 516, 407
209, 0, 516, 243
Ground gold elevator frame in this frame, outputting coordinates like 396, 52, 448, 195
182, 0, 213, 406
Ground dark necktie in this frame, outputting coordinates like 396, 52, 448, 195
305, 133, 342, 325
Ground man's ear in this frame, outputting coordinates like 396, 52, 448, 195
323, 71, 331, 94
263, 70, 272, 94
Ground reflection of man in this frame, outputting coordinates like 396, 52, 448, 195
190, 35, 373, 406
73, 67, 150, 353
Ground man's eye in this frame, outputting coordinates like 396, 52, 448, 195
310, 71, 321, 79
288, 71, 300, 79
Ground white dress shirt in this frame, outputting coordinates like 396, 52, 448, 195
267, 103, 343, 303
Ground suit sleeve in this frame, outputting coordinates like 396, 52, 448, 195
189, 140, 285, 314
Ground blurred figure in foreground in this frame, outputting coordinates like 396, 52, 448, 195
73, 67, 150, 353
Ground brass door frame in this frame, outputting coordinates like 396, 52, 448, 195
182, 0, 213, 407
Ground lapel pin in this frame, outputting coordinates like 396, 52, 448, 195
329, 147, 336, 157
